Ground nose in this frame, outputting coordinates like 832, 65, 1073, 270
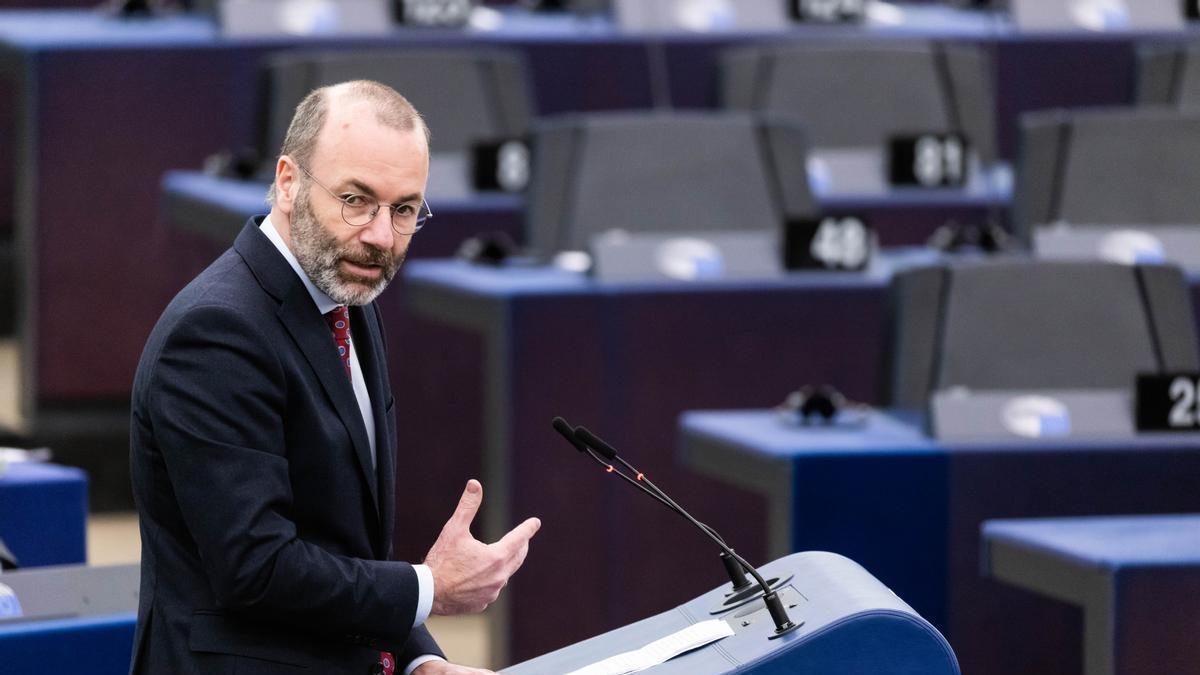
357, 206, 395, 250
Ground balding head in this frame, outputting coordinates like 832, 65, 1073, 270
266, 80, 429, 204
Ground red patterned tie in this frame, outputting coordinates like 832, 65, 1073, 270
326, 307, 394, 673
324, 306, 352, 380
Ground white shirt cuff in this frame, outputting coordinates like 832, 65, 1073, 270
413, 563, 434, 628
404, 654, 445, 675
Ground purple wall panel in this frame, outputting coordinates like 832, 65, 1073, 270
34, 46, 271, 401
1116, 568, 1200, 675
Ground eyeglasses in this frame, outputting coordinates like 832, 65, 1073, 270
297, 164, 432, 235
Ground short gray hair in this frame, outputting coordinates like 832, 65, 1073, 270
265, 80, 429, 204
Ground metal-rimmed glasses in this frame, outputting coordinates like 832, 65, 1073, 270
298, 164, 432, 235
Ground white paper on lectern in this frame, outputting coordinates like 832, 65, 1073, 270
564, 619, 735, 675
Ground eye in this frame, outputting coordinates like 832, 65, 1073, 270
394, 203, 418, 217
342, 194, 369, 207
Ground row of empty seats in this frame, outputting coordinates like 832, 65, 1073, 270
208, 42, 1200, 261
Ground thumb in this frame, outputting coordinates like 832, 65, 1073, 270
447, 479, 484, 533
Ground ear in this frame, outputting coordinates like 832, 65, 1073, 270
275, 156, 298, 216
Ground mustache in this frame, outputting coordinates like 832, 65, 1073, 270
337, 244, 392, 268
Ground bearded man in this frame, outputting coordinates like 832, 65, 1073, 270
129, 80, 540, 675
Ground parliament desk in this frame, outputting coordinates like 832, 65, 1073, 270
397, 258, 1200, 665
0, 461, 86, 568
0, 6, 1171, 421
503, 551, 959, 675
678, 410, 1200, 675
0, 563, 139, 675
160, 165, 1010, 250
982, 514, 1200, 675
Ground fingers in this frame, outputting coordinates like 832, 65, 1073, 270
445, 479, 484, 534
496, 517, 540, 550
495, 517, 540, 573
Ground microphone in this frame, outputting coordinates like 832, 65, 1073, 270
555, 419, 752, 590
571, 426, 752, 591
551, 417, 801, 638
552, 418, 693, 524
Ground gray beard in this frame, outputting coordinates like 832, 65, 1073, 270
290, 186, 403, 306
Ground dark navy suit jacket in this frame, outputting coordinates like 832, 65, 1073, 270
129, 220, 442, 673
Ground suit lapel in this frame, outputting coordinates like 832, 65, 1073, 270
234, 220, 381, 524
352, 303, 395, 558
277, 287, 381, 520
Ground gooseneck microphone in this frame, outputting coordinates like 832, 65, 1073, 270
551, 417, 802, 638
552, 419, 753, 592
571, 425, 756, 593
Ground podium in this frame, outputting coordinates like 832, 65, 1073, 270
503, 551, 959, 674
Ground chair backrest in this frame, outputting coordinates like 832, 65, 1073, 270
260, 48, 533, 167
886, 260, 1199, 409
526, 111, 815, 256
720, 42, 996, 163
1014, 108, 1200, 240
1135, 43, 1200, 108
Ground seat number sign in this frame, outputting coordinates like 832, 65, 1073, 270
791, 0, 866, 22
1136, 373, 1200, 431
888, 133, 969, 188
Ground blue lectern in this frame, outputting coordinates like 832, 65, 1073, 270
503, 551, 958, 675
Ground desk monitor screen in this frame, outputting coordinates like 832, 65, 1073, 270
930, 388, 1134, 441
1034, 224, 1200, 271
612, 0, 789, 32
1009, 0, 1184, 31
589, 230, 784, 283
218, 0, 394, 37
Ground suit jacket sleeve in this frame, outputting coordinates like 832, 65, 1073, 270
145, 301, 440, 656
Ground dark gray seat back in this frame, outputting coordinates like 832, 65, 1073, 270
262, 48, 533, 164
887, 260, 1199, 409
1013, 107, 1200, 241
720, 42, 996, 163
526, 111, 815, 256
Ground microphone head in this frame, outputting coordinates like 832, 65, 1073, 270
573, 426, 618, 460
551, 417, 587, 452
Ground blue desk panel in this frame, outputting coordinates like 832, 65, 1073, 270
679, 410, 1200, 675
0, 462, 86, 567
985, 513, 1200, 568
0, 7, 1174, 409
0, 612, 136, 675
983, 514, 1200, 675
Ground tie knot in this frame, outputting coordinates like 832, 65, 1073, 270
325, 305, 351, 341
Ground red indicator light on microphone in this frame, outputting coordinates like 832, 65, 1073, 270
606, 465, 614, 473
636, 473, 644, 481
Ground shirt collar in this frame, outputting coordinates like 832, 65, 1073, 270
260, 215, 341, 316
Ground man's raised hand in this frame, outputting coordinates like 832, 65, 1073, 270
424, 479, 541, 615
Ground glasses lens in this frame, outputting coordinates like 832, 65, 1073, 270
390, 202, 431, 234
341, 199, 376, 226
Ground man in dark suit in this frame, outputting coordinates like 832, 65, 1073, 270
129, 80, 539, 674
